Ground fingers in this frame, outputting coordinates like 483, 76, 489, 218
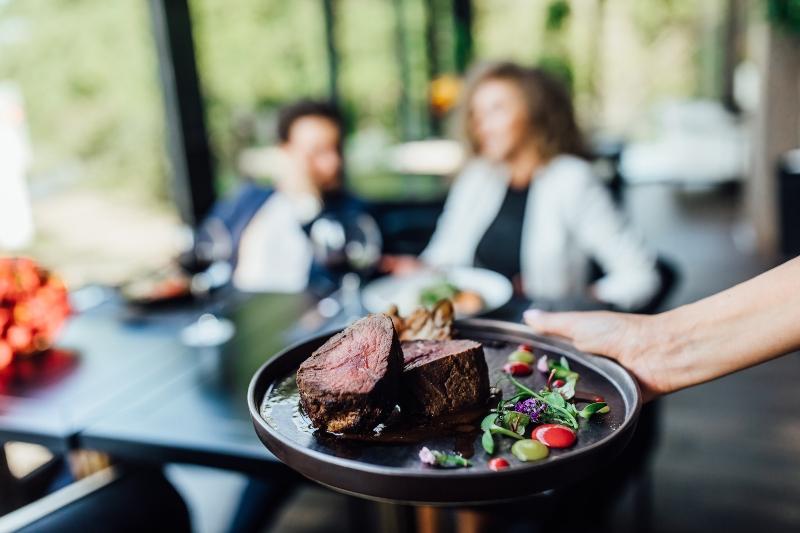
523, 309, 628, 358
523, 309, 580, 339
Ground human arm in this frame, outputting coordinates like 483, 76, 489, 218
524, 257, 800, 401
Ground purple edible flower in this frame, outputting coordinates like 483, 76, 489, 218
419, 447, 436, 465
515, 398, 547, 422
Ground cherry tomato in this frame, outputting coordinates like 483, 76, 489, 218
503, 362, 533, 376
0, 341, 11, 370
533, 424, 576, 448
552, 379, 566, 388
488, 458, 510, 471
517, 344, 533, 353
7, 325, 32, 352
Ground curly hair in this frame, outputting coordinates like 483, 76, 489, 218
460, 62, 590, 161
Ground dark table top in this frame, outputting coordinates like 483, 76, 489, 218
0, 281, 593, 474
0, 290, 201, 451
77, 291, 322, 476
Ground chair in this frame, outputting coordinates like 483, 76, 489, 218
635, 256, 680, 314
0, 466, 191, 533
588, 255, 681, 315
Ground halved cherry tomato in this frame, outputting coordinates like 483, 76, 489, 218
517, 344, 533, 353
533, 424, 576, 448
552, 379, 566, 388
488, 458, 510, 471
503, 362, 533, 376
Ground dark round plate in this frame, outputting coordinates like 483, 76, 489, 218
247, 318, 642, 505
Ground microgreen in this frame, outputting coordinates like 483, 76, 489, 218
481, 410, 525, 442
481, 412, 499, 431
481, 430, 495, 455
555, 375, 577, 400
507, 376, 579, 429
547, 358, 579, 381
503, 410, 531, 435
578, 402, 608, 419
419, 447, 471, 468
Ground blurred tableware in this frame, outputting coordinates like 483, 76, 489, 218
361, 266, 512, 318
180, 313, 236, 387
308, 212, 381, 319
119, 261, 231, 309
309, 213, 382, 280
179, 313, 235, 348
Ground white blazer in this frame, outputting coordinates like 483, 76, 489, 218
421, 155, 660, 310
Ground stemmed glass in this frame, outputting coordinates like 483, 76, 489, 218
309, 212, 382, 321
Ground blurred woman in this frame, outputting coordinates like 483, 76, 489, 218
391, 62, 659, 310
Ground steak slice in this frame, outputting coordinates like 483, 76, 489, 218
296, 314, 403, 433
400, 339, 489, 417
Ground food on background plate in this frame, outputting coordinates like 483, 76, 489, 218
401, 339, 489, 417
418, 281, 484, 316
120, 267, 191, 304
296, 314, 403, 433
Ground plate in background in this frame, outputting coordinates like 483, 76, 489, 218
361, 267, 513, 318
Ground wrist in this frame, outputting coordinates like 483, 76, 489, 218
654, 305, 704, 394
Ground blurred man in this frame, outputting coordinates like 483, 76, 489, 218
196, 99, 352, 293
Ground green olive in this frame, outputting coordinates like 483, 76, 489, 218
508, 350, 535, 364
511, 439, 549, 461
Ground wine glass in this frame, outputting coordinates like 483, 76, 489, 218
309, 212, 382, 320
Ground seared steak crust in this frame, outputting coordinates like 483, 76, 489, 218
400, 339, 489, 417
297, 314, 403, 433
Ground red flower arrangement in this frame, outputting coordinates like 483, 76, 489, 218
0, 258, 70, 370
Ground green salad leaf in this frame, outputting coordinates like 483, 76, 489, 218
481, 430, 495, 455
555, 375, 577, 400
480, 413, 499, 431
503, 411, 531, 435
547, 358, 579, 381
578, 402, 608, 419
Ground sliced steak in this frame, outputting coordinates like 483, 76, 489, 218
400, 339, 489, 417
297, 314, 403, 433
